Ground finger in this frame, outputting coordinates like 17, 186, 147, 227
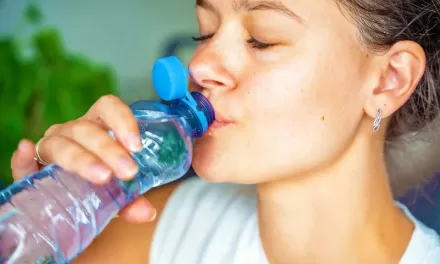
38, 135, 113, 184
82, 95, 142, 153
57, 120, 138, 180
11, 139, 39, 180
117, 197, 156, 223
44, 123, 62, 137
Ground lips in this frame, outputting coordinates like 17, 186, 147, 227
207, 117, 233, 133
211, 120, 231, 128
193, 90, 234, 132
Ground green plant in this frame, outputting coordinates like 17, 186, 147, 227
0, 3, 118, 187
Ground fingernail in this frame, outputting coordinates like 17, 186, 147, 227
118, 156, 139, 178
125, 133, 142, 152
149, 208, 157, 221
18, 140, 31, 152
90, 164, 112, 182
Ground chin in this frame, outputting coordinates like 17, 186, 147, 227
192, 161, 257, 184
191, 162, 226, 183
191, 138, 264, 184
192, 127, 283, 184
191, 138, 229, 182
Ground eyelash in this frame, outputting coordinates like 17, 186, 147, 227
192, 34, 275, 50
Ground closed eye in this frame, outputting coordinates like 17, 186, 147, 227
192, 34, 276, 50
192, 34, 214, 42
246, 38, 274, 49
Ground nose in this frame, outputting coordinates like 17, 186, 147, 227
189, 53, 236, 93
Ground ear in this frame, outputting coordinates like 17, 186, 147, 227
363, 41, 426, 119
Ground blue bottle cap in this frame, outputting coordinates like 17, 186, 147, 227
151, 56, 215, 137
152, 56, 189, 101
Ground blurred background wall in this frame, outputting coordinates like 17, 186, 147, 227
0, 0, 197, 102
0, 0, 197, 186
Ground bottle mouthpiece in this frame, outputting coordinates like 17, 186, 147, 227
189, 91, 215, 131
152, 56, 215, 136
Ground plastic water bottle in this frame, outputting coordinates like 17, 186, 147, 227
0, 56, 215, 264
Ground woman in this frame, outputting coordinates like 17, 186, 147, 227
10, 0, 440, 263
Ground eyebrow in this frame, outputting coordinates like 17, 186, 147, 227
196, 0, 304, 23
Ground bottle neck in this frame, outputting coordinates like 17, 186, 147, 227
167, 92, 214, 138
168, 101, 203, 139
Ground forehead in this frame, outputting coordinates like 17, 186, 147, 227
195, 0, 363, 62
196, 0, 348, 24
197, 0, 304, 22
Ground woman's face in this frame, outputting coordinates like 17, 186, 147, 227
190, 0, 373, 183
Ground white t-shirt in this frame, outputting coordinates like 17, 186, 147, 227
151, 177, 440, 264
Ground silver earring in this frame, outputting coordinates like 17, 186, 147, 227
372, 108, 382, 132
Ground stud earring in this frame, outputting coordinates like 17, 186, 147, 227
372, 108, 382, 132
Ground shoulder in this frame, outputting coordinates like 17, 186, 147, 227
423, 248, 440, 263
413, 224, 440, 264
150, 177, 268, 264
398, 202, 440, 264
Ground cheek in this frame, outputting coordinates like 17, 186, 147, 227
192, 44, 366, 182
249, 42, 365, 127
248, 45, 363, 116
236, 54, 365, 175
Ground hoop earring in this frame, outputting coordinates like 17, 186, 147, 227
372, 108, 382, 133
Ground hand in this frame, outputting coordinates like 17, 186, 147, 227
10, 95, 156, 223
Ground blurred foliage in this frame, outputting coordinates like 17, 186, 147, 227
0, 3, 118, 187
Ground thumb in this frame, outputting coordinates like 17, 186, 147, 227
11, 139, 40, 181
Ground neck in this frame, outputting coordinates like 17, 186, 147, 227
257, 119, 414, 264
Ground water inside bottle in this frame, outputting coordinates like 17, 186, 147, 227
0, 112, 194, 263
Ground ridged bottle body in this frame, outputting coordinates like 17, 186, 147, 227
0, 104, 193, 264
